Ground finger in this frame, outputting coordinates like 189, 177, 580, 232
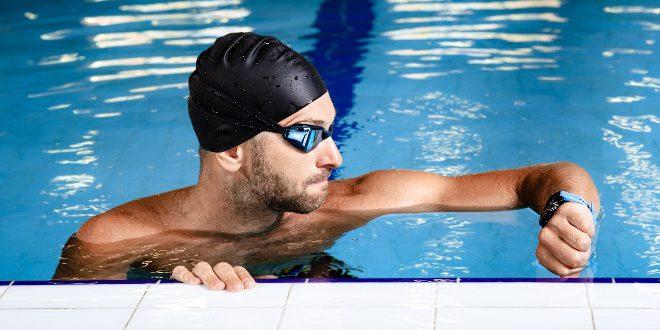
254, 275, 279, 279
171, 265, 201, 285
560, 203, 596, 237
536, 244, 583, 277
192, 261, 225, 290
213, 262, 244, 291
233, 266, 257, 289
548, 215, 592, 252
539, 227, 590, 269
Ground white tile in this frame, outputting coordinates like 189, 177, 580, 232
588, 283, 660, 308
593, 308, 660, 330
140, 282, 290, 308
436, 282, 588, 307
281, 307, 434, 330
436, 307, 592, 330
287, 282, 435, 308
0, 308, 133, 330
0, 284, 148, 308
128, 307, 282, 329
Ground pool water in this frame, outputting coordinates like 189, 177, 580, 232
0, 0, 658, 280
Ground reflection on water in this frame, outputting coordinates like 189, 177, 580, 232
34, 0, 253, 224
600, 5, 659, 276
395, 215, 473, 277
384, 0, 564, 77
44, 129, 108, 223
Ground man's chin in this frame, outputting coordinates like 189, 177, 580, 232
292, 191, 327, 214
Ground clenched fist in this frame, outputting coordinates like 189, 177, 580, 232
536, 202, 596, 277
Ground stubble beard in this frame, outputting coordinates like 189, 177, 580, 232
231, 144, 328, 215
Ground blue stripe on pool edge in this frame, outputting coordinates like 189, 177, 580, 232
12, 279, 160, 285
6, 278, 658, 285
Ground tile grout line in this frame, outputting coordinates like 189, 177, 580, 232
0, 281, 14, 299
585, 283, 596, 330
433, 282, 439, 330
123, 283, 152, 330
276, 284, 294, 330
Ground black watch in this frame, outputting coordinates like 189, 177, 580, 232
539, 191, 594, 228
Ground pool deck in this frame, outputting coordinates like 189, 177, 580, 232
0, 279, 658, 329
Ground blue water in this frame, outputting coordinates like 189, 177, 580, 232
0, 0, 658, 280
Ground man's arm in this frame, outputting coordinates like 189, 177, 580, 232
330, 161, 600, 276
53, 234, 133, 280
332, 161, 598, 215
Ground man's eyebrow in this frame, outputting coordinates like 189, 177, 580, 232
296, 118, 328, 126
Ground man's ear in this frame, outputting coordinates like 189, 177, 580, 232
214, 145, 245, 172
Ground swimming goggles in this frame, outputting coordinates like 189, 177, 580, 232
280, 123, 334, 153
196, 93, 334, 153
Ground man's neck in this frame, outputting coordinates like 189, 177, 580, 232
174, 180, 283, 236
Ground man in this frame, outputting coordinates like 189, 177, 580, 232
54, 32, 601, 291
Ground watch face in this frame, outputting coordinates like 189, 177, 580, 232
540, 193, 563, 227
549, 201, 560, 213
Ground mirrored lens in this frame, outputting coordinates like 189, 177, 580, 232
284, 124, 331, 153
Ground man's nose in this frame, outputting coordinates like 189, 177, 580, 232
317, 137, 342, 169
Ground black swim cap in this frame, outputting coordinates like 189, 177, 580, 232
188, 32, 328, 152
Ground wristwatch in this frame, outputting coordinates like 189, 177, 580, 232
539, 191, 594, 227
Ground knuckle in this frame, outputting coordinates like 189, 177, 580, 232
547, 215, 562, 228
172, 265, 186, 274
586, 223, 596, 237
535, 245, 544, 260
580, 251, 590, 264
557, 268, 570, 277
193, 261, 210, 271
578, 237, 591, 251
568, 252, 584, 268
214, 262, 232, 271
538, 229, 551, 243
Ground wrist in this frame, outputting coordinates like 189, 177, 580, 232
539, 191, 595, 227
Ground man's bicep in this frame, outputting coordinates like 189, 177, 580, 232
328, 170, 454, 217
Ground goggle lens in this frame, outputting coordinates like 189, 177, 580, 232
284, 124, 333, 152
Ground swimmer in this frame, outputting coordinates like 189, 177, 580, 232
54, 32, 601, 291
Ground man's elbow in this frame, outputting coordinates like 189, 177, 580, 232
555, 161, 601, 212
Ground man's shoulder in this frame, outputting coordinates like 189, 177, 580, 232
75, 201, 162, 244
76, 186, 194, 244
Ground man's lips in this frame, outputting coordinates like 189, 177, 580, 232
309, 173, 331, 185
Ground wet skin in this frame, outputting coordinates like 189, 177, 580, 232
54, 92, 601, 288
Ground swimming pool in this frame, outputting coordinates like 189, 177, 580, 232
0, 0, 657, 280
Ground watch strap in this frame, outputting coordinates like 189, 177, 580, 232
539, 191, 594, 227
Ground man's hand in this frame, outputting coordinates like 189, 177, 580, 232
171, 262, 258, 291
535, 202, 596, 277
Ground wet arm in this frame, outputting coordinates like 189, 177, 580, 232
336, 161, 599, 218
518, 162, 600, 218
53, 235, 133, 280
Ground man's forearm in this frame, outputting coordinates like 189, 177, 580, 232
518, 162, 601, 218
